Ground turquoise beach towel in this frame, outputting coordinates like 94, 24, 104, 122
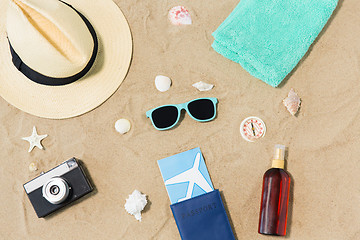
212, 0, 338, 87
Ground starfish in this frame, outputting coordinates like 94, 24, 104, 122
22, 126, 48, 152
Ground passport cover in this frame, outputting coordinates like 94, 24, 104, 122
170, 189, 235, 240
158, 148, 214, 204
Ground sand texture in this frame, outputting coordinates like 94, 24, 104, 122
0, 0, 359, 239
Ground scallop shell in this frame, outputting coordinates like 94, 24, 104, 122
192, 81, 214, 91
115, 119, 131, 134
155, 75, 172, 92
283, 88, 301, 116
168, 6, 192, 25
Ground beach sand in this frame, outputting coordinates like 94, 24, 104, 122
0, 0, 359, 239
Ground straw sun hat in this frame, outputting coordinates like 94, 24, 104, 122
0, 0, 132, 119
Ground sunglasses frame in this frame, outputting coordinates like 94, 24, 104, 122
146, 97, 218, 131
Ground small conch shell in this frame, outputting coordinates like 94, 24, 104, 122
124, 190, 148, 222
168, 6, 192, 25
155, 75, 172, 92
283, 88, 301, 116
192, 81, 214, 91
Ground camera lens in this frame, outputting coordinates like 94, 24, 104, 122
49, 185, 60, 195
42, 177, 70, 204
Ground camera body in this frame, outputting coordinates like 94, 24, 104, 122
23, 158, 93, 218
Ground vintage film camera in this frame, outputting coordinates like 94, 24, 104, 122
23, 158, 93, 218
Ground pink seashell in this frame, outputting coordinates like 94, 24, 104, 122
283, 88, 301, 116
168, 6, 192, 26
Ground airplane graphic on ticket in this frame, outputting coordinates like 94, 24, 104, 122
158, 148, 214, 204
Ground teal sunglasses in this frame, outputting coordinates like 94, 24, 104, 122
146, 97, 218, 130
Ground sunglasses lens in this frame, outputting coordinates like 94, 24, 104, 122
151, 106, 179, 129
188, 99, 215, 120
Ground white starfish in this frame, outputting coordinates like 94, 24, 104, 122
22, 126, 48, 152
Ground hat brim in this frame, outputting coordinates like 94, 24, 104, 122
0, 0, 133, 119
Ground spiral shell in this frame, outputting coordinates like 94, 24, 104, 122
124, 190, 147, 221
283, 88, 301, 116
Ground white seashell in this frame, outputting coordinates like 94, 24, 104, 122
115, 119, 131, 134
155, 75, 172, 92
124, 190, 148, 222
29, 162, 38, 172
283, 88, 301, 116
168, 6, 192, 26
192, 81, 214, 91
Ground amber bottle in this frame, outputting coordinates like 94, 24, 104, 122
258, 145, 290, 236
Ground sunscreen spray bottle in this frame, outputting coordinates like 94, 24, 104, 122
258, 144, 290, 236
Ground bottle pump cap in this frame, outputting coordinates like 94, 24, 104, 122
272, 144, 286, 169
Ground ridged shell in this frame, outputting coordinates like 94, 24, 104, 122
283, 88, 301, 116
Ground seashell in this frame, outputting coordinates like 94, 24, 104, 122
192, 81, 214, 91
29, 162, 38, 172
168, 6, 192, 26
283, 88, 301, 116
124, 190, 148, 222
155, 75, 172, 92
115, 119, 131, 134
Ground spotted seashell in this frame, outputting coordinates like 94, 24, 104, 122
168, 6, 192, 26
283, 88, 301, 116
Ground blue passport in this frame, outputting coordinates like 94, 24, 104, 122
158, 148, 236, 240
171, 190, 236, 240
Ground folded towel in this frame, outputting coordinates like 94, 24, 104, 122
212, 0, 338, 87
